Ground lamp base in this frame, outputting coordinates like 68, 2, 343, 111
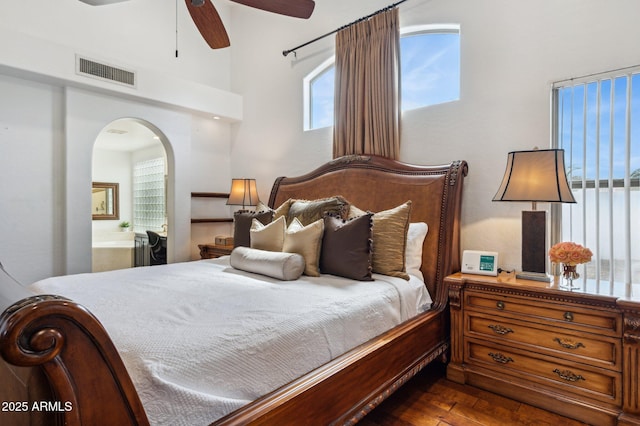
516, 271, 552, 282
522, 210, 547, 275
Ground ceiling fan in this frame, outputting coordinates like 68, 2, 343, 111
78, 0, 315, 49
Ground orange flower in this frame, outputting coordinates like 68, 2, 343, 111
549, 242, 592, 266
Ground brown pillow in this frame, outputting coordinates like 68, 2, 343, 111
288, 196, 349, 226
320, 213, 373, 281
233, 210, 273, 248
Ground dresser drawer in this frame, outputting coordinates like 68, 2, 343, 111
466, 312, 621, 370
465, 339, 622, 405
465, 290, 622, 337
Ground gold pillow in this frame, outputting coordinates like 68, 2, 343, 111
283, 218, 324, 277
256, 199, 292, 223
250, 216, 285, 252
369, 201, 412, 280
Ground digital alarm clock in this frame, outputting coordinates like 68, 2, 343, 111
461, 250, 499, 276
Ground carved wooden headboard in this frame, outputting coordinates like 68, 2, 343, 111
268, 155, 468, 304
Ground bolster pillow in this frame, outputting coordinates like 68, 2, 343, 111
230, 246, 305, 281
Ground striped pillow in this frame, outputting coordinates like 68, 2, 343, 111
369, 201, 412, 280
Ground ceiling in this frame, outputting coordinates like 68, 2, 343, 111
94, 119, 162, 152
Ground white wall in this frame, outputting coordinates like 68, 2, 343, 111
0, 2, 237, 284
92, 149, 132, 233
0, 75, 66, 280
0, 74, 233, 284
228, 0, 640, 272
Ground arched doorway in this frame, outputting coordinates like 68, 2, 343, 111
91, 118, 170, 272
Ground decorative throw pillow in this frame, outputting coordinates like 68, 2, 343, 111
370, 201, 412, 280
229, 246, 305, 281
283, 218, 324, 277
287, 196, 349, 226
348, 204, 367, 219
250, 215, 285, 252
320, 213, 373, 281
256, 199, 292, 222
233, 210, 274, 248
406, 222, 428, 281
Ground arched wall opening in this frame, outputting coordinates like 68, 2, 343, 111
65, 87, 192, 275
91, 118, 172, 272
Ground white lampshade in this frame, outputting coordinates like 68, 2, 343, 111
493, 149, 576, 204
227, 179, 259, 208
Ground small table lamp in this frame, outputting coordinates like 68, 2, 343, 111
493, 148, 576, 281
227, 179, 259, 210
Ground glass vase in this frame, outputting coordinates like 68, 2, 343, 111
560, 264, 580, 290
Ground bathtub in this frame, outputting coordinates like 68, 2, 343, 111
92, 233, 135, 272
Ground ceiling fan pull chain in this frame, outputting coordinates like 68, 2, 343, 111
175, 0, 179, 57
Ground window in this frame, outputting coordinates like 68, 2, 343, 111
304, 25, 461, 130
400, 25, 460, 111
305, 58, 335, 131
553, 68, 640, 296
133, 157, 166, 233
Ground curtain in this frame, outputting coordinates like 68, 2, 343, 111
333, 7, 400, 159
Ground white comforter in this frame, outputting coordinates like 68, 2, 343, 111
29, 258, 432, 426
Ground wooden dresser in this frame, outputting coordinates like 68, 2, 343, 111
446, 272, 640, 426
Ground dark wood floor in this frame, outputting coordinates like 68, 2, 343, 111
361, 362, 589, 426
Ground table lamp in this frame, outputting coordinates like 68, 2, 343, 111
227, 179, 259, 210
493, 148, 575, 281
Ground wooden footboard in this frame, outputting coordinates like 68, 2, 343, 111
0, 285, 149, 426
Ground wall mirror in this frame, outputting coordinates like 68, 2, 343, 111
92, 182, 119, 220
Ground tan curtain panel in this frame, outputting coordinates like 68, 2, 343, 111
333, 7, 400, 159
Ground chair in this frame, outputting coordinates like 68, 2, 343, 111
146, 231, 167, 265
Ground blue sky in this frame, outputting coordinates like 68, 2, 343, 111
558, 73, 640, 180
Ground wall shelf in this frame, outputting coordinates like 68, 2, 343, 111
191, 192, 229, 198
191, 192, 232, 224
191, 218, 233, 224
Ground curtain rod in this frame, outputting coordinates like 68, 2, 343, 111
282, 0, 410, 57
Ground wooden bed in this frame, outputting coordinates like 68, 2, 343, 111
0, 154, 467, 426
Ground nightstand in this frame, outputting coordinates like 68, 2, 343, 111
445, 272, 640, 426
198, 243, 233, 259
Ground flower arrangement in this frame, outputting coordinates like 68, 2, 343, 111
548, 242, 593, 266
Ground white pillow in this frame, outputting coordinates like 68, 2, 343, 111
406, 222, 428, 281
283, 218, 324, 277
250, 215, 285, 251
230, 247, 305, 281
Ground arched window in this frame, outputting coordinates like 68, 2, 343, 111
303, 24, 461, 130
400, 24, 460, 111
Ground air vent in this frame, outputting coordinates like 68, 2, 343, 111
76, 56, 136, 88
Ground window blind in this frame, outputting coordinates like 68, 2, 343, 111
552, 68, 640, 297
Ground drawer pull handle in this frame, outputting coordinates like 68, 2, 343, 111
488, 352, 514, 364
563, 311, 574, 322
488, 325, 514, 335
496, 301, 505, 310
553, 368, 585, 382
553, 337, 585, 350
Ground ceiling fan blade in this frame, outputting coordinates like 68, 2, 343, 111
185, 0, 230, 49
78, 0, 129, 5
231, 0, 315, 19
